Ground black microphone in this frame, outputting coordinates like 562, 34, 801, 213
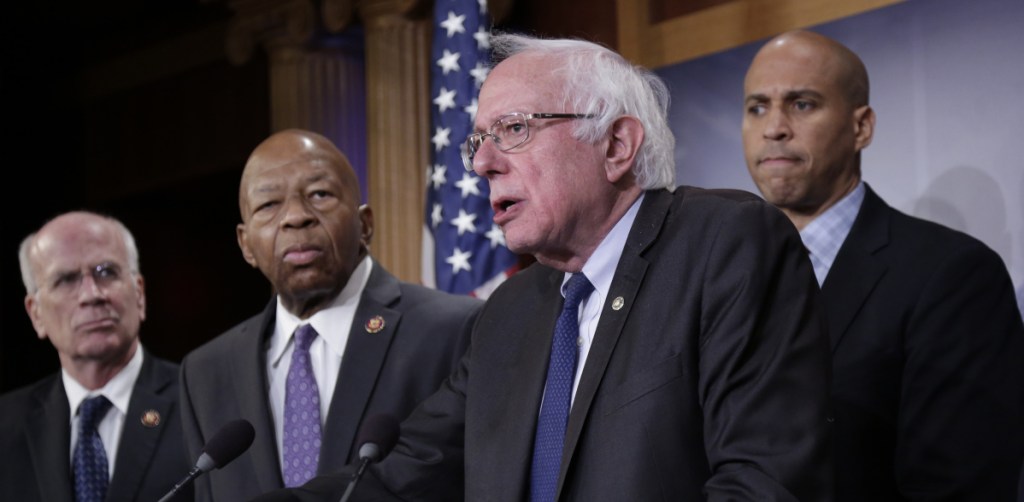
157, 419, 256, 502
339, 414, 399, 502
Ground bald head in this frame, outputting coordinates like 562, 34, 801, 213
239, 129, 360, 220
235, 128, 372, 318
742, 30, 876, 229
751, 30, 870, 108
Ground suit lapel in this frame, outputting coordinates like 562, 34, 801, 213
557, 191, 668, 497
107, 352, 174, 501
26, 376, 74, 502
499, 268, 567, 500
231, 300, 286, 492
320, 263, 401, 471
821, 185, 890, 351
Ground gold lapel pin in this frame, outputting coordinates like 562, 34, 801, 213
611, 296, 625, 311
365, 315, 386, 334
141, 410, 161, 428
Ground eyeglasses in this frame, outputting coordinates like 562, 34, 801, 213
461, 112, 594, 171
42, 262, 125, 296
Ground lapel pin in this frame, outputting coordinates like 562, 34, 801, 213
141, 410, 161, 428
365, 315, 386, 334
611, 296, 625, 311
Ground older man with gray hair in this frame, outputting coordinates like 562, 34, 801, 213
0, 211, 191, 502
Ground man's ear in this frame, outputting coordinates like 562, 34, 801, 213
25, 294, 47, 340
236, 223, 258, 268
134, 274, 147, 322
604, 116, 644, 184
358, 205, 374, 252
853, 105, 875, 152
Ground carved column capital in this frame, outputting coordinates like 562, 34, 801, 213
225, 0, 317, 65
357, 0, 428, 26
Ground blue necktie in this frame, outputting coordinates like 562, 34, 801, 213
530, 273, 594, 502
282, 324, 322, 487
73, 395, 112, 502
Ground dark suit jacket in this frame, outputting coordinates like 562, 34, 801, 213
824, 185, 1024, 501
180, 260, 481, 502
0, 350, 192, 502
272, 187, 834, 501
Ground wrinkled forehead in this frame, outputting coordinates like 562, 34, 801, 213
745, 39, 842, 95
477, 53, 567, 127
32, 218, 128, 274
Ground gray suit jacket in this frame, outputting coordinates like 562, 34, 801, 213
181, 260, 480, 502
269, 188, 834, 501
0, 350, 192, 502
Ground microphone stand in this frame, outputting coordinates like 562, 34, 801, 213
157, 465, 202, 502
338, 457, 372, 502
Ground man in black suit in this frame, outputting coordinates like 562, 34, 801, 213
180, 129, 481, 501
262, 33, 833, 501
1, 211, 191, 502
743, 30, 1024, 500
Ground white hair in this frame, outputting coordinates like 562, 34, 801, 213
490, 33, 676, 191
19, 211, 141, 295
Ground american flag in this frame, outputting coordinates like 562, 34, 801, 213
422, 0, 519, 298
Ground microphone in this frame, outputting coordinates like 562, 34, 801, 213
339, 414, 399, 502
157, 419, 256, 502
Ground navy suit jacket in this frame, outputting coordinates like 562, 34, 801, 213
0, 350, 192, 502
268, 187, 835, 501
825, 184, 1024, 501
180, 260, 480, 502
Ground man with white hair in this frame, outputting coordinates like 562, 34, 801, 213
261, 33, 833, 501
0, 211, 191, 502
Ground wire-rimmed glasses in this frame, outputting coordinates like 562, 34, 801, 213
461, 112, 594, 171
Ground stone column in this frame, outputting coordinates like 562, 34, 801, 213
357, 0, 432, 283
225, 0, 369, 202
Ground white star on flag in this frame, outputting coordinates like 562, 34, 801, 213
473, 27, 490, 50
469, 63, 489, 88
439, 11, 466, 37
432, 127, 451, 152
477, 0, 487, 15
430, 164, 447, 189
450, 208, 478, 235
446, 247, 473, 274
434, 87, 457, 113
431, 203, 444, 228
485, 223, 506, 248
464, 98, 479, 121
437, 49, 461, 75
454, 172, 481, 198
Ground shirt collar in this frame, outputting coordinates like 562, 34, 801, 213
568, 193, 644, 302
800, 181, 865, 285
63, 343, 143, 419
269, 255, 373, 366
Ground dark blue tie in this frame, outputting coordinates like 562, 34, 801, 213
73, 395, 112, 502
530, 273, 594, 502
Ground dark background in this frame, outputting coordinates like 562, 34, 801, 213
0, 0, 616, 392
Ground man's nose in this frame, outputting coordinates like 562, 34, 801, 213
762, 108, 792, 141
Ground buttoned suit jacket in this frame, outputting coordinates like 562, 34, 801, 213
0, 350, 192, 502
273, 187, 835, 501
824, 184, 1024, 501
180, 260, 481, 502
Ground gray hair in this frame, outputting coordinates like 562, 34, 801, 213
19, 211, 141, 295
490, 33, 676, 191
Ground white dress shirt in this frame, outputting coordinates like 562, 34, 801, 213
265, 255, 372, 470
565, 194, 643, 403
64, 343, 144, 479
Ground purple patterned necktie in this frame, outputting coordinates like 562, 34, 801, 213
73, 395, 112, 502
530, 273, 594, 502
282, 324, 322, 487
